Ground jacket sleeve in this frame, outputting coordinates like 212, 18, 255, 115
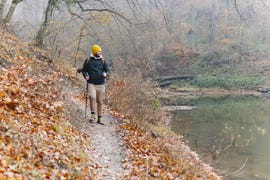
82, 59, 89, 78
103, 60, 110, 77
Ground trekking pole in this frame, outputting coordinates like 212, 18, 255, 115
85, 81, 88, 118
105, 79, 110, 114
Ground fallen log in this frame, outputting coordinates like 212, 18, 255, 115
154, 75, 196, 82
154, 75, 196, 87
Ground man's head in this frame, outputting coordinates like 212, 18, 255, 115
92, 45, 102, 57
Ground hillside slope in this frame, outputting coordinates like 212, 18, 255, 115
0, 29, 221, 179
0, 29, 97, 178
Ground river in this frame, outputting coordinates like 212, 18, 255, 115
168, 95, 270, 180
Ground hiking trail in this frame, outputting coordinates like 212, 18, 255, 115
61, 79, 128, 179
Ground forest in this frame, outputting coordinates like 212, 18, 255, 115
2, 0, 270, 85
1, 0, 270, 179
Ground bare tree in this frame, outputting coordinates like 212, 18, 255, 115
0, 0, 23, 24
34, 0, 134, 48
0, 0, 7, 24
238, 23, 244, 63
209, 0, 219, 50
189, 5, 197, 51
233, 0, 248, 25
34, 0, 56, 48
4, 0, 23, 24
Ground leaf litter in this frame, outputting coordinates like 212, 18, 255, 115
0, 28, 221, 179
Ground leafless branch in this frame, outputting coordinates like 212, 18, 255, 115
151, 0, 170, 31
66, 3, 86, 23
217, 157, 248, 178
75, 0, 133, 25
233, 0, 248, 25
260, 0, 270, 9
127, 0, 145, 20
230, 158, 248, 177
73, 28, 84, 67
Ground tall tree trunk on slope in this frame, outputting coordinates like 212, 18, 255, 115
34, 0, 55, 48
4, 0, 23, 24
0, 0, 7, 24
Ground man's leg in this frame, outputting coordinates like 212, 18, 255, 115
89, 83, 97, 121
96, 84, 105, 124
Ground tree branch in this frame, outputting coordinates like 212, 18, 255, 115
66, 2, 86, 23
233, 0, 248, 25
75, 1, 133, 25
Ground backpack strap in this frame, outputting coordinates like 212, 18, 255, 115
87, 57, 105, 65
86, 57, 90, 64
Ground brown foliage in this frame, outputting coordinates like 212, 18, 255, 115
156, 43, 200, 76
0, 28, 221, 179
0, 29, 93, 179
108, 73, 161, 126
118, 123, 221, 179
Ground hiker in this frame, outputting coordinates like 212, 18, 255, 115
82, 45, 110, 124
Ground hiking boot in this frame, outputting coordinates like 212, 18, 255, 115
97, 116, 105, 125
89, 113, 96, 123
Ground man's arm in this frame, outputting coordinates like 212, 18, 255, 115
103, 60, 110, 77
82, 59, 89, 79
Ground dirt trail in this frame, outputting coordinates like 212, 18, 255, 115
61, 81, 128, 179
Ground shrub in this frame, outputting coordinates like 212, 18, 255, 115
108, 72, 162, 126
190, 75, 264, 90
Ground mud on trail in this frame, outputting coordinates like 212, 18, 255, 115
60, 79, 129, 179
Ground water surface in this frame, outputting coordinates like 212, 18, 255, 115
170, 95, 270, 179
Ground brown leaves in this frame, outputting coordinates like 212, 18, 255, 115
0, 29, 94, 179
119, 123, 220, 179
108, 74, 162, 126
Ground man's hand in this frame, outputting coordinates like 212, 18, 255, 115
77, 68, 83, 73
85, 75, 90, 80
102, 72, 107, 78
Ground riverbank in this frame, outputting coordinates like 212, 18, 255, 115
159, 87, 262, 99
155, 86, 267, 179
0, 28, 222, 179
69, 76, 223, 179
165, 92, 270, 179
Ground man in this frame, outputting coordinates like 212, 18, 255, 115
82, 45, 110, 124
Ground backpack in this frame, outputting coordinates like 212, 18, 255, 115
85, 57, 105, 65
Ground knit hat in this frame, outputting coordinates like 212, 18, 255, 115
92, 45, 102, 55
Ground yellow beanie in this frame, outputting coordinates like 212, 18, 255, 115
92, 45, 102, 55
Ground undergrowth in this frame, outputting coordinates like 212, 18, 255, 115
108, 72, 162, 127
190, 74, 265, 89
175, 52, 266, 90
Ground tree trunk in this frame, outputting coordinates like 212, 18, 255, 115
189, 5, 197, 51
73, 30, 83, 67
262, 15, 266, 44
209, 0, 219, 50
238, 24, 244, 63
4, 0, 23, 24
0, 0, 7, 24
34, 0, 55, 48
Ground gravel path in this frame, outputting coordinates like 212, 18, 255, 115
61, 82, 128, 179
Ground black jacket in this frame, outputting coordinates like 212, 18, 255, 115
82, 55, 110, 85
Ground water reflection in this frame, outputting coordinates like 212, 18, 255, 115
169, 95, 270, 179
